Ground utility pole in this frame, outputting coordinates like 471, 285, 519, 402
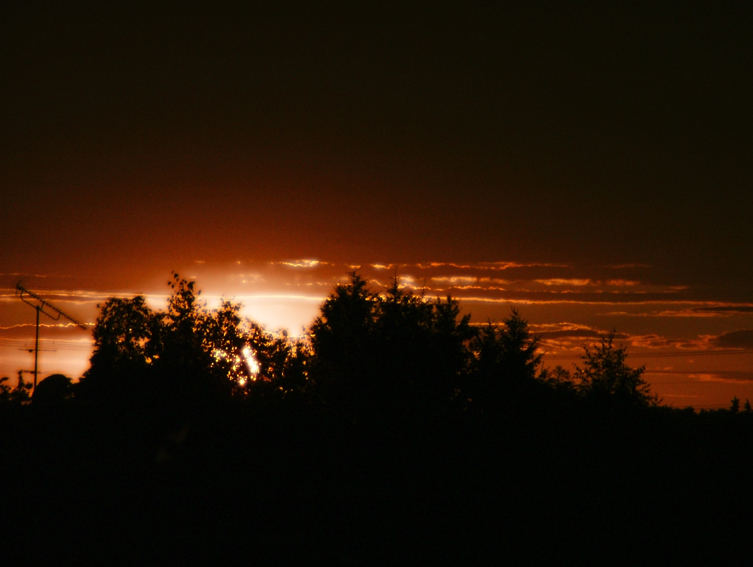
15, 283, 88, 392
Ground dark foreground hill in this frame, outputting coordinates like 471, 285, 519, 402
3, 396, 753, 565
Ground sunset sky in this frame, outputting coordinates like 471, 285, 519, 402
2, 5, 752, 408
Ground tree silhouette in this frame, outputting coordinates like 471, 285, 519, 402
309, 272, 376, 400
574, 331, 657, 407
150, 274, 221, 399
80, 273, 301, 403
540, 365, 576, 392
80, 295, 156, 400
244, 325, 310, 394
471, 309, 543, 402
373, 278, 474, 402
309, 272, 474, 408
0, 372, 31, 405
197, 299, 253, 388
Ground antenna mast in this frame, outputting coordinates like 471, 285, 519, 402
15, 283, 88, 393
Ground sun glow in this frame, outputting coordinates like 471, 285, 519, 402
242, 345, 260, 380
211, 345, 260, 386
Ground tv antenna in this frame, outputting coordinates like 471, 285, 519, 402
15, 283, 88, 393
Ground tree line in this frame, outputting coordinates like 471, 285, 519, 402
3, 271, 660, 411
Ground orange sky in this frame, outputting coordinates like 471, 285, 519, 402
2, 5, 752, 408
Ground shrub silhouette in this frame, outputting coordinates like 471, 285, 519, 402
33, 374, 74, 404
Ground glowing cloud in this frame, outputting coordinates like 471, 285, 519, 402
277, 259, 324, 269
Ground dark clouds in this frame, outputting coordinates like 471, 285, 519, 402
696, 307, 753, 315
535, 329, 628, 340
714, 330, 753, 350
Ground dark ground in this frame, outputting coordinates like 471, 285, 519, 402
3, 397, 753, 565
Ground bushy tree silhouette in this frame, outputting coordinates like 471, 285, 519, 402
374, 278, 474, 403
309, 272, 376, 400
148, 275, 238, 400
81, 295, 155, 400
243, 325, 309, 395
574, 331, 657, 407
309, 272, 473, 409
80, 273, 301, 403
